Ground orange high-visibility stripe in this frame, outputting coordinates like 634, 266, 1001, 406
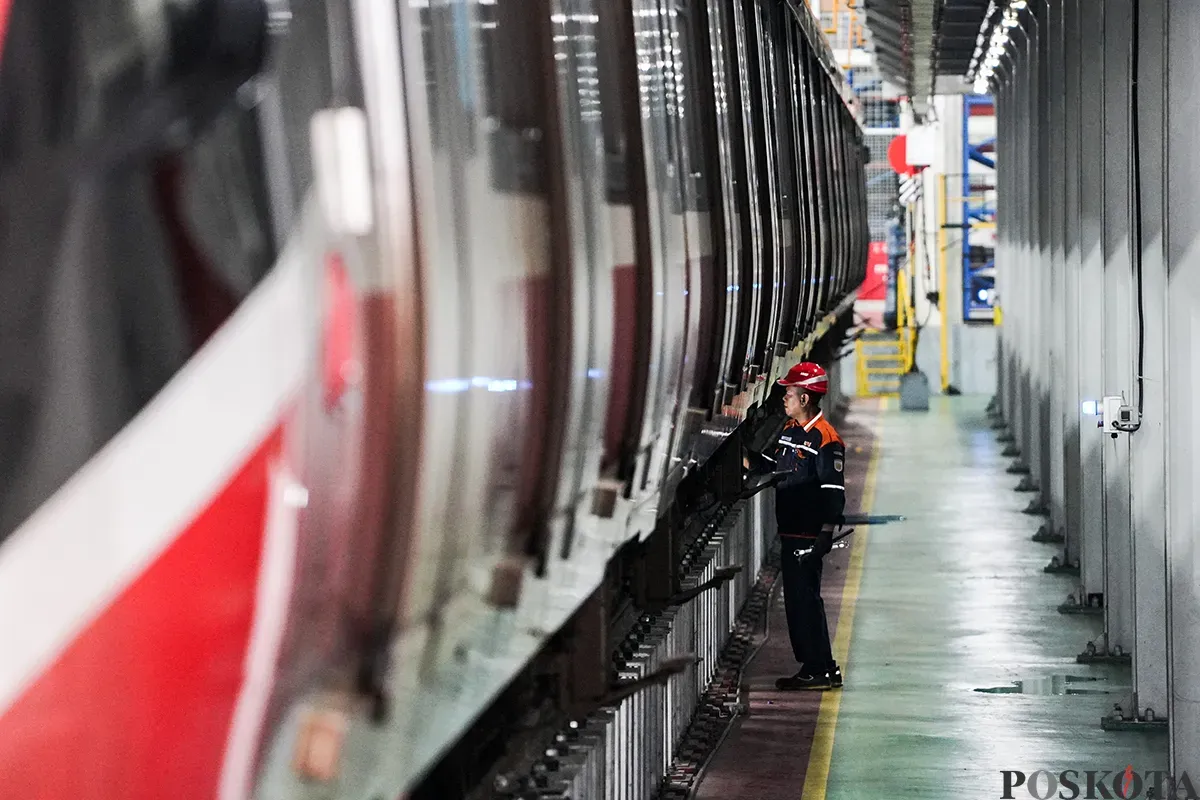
814, 417, 844, 447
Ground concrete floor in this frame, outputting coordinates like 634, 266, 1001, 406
699, 396, 1169, 800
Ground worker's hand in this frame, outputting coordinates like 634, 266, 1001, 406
815, 529, 833, 557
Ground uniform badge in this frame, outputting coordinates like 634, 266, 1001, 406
833, 457, 844, 473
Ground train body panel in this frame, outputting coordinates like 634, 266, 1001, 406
0, 225, 315, 799
0, 0, 869, 797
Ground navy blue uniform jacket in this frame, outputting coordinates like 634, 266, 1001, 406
771, 411, 846, 537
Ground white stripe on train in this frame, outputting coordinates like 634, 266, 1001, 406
218, 461, 305, 800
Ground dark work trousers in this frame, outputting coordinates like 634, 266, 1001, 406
780, 539, 834, 672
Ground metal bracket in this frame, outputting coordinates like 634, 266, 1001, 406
1058, 592, 1104, 616
1031, 524, 1063, 543
654, 566, 743, 609
1043, 554, 1080, 575
1076, 640, 1131, 665
1101, 703, 1168, 732
1022, 499, 1048, 515
589, 655, 695, 711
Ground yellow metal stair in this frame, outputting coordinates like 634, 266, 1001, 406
856, 260, 917, 397
856, 329, 913, 397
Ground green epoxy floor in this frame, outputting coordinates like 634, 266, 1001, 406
826, 396, 1167, 798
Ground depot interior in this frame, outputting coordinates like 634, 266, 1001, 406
440, 0, 1200, 794
6, 0, 1200, 797
714, 0, 1200, 795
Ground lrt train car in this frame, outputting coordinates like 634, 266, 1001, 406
0, 0, 867, 798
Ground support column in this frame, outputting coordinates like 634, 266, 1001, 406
1004, 29, 1033, 477
1098, 0, 1134, 651
1075, 0, 1106, 601
1002, 62, 1021, 437
1033, 0, 1052, 515
1007, 42, 1024, 450
1045, 0, 1067, 540
994, 84, 1009, 423
1016, 7, 1044, 497
1020, 21, 1036, 484
1005, 69, 1021, 439
1164, 0, 1200, 778
1058, 0, 1083, 575
1118, 0, 1168, 727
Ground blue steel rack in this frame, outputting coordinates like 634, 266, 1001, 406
962, 94, 996, 322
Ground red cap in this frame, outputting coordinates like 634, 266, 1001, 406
777, 362, 828, 394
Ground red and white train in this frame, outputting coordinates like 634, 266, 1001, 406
0, 0, 867, 797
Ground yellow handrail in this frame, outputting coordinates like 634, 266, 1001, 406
856, 220, 922, 396
823, 0, 839, 34
818, 0, 866, 52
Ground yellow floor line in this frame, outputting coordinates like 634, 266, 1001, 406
802, 397, 887, 800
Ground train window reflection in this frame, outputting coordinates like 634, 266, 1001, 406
480, 0, 548, 194
0, 0, 332, 543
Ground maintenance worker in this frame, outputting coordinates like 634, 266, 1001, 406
770, 362, 846, 691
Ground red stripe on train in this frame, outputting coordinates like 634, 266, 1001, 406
603, 263, 637, 467
0, 426, 284, 800
0, 0, 11, 66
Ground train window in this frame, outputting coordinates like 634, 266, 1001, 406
673, 2, 725, 410
791, 27, 818, 336
673, 5, 712, 214
701, 0, 747, 407
0, 0, 330, 543
829, 90, 847, 303
739, 0, 776, 375
596, 0, 631, 203
403, 0, 584, 585
825, 83, 847, 308
785, 20, 814, 346
479, 0, 545, 194
753, 1, 782, 368
834, 103, 850, 297
837, 107, 855, 297
723, 0, 757, 392
820, 83, 842, 307
764, 3, 790, 356
593, 0, 654, 480
806, 50, 834, 317
771, 10, 800, 352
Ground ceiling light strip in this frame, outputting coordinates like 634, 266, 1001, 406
967, 0, 1028, 93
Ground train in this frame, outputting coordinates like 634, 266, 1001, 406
0, 0, 868, 798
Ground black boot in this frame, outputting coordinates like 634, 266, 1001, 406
775, 670, 831, 691
829, 663, 843, 689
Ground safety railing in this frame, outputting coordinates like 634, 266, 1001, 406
855, 268, 915, 397
811, 0, 866, 55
